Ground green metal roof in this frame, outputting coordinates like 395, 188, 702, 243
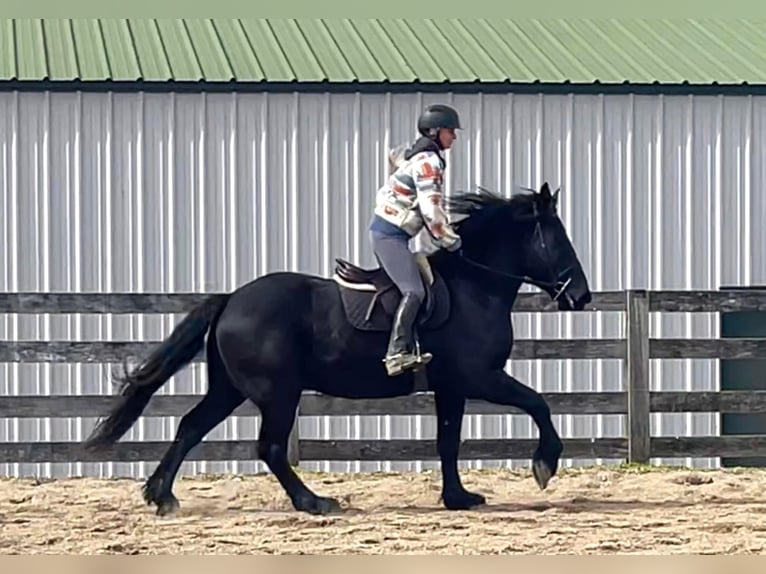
2, 18, 766, 87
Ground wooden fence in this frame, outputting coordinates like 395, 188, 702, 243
2, 288, 766, 468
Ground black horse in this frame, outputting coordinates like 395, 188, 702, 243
83, 182, 592, 516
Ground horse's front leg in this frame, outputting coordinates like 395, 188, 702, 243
434, 389, 487, 510
466, 369, 563, 489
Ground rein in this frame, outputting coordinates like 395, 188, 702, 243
457, 249, 572, 297
448, 207, 574, 304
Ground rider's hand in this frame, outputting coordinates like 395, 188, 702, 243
445, 236, 462, 252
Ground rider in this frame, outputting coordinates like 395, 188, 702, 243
368, 103, 463, 376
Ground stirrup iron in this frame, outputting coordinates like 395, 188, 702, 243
384, 338, 433, 376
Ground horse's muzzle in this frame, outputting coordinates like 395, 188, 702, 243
548, 276, 592, 311
556, 288, 592, 311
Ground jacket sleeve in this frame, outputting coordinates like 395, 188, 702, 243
412, 154, 461, 249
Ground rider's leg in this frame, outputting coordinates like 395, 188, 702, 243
370, 230, 431, 376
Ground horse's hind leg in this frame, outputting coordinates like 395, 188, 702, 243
143, 344, 245, 515
254, 382, 342, 515
213, 288, 340, 515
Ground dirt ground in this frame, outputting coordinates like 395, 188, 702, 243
1, 465, 766, 554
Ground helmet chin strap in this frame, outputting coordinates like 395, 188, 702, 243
427, 128, 443, 148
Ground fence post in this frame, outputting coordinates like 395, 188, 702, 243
287, 404, 301, 467
625, 289, 650, 463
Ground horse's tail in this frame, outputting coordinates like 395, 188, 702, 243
83, 293, 231, 452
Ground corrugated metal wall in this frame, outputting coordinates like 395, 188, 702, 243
2, 90, 763, 479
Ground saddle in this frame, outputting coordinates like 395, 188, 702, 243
332, 254, 451, 332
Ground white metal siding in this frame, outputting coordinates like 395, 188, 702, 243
1, 90, 762, 478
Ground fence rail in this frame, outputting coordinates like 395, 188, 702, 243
2, 288, 766, 468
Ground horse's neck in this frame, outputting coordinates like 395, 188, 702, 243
429, 247, 524, 313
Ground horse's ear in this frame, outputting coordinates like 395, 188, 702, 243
540, 182, 551, 198
552, 186, 561, 203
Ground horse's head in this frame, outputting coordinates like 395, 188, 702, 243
445, 183, 592, 311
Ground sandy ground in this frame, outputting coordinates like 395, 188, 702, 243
1, 465, 766, 554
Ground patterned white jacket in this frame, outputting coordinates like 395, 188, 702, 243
373, 144, 461, 250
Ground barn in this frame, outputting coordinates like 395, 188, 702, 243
1, 19, 765, 480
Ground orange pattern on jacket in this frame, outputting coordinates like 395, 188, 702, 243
374, 145, 460, 249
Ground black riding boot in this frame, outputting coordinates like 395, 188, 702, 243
383, 292, 433, 376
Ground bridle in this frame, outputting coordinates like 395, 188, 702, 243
451, 202, 575, 306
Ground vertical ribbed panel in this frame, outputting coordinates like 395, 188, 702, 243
1, 90, 762, 478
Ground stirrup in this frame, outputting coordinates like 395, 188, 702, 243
383, 350, 433, 376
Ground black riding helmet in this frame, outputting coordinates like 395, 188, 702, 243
417, 104, 462, 137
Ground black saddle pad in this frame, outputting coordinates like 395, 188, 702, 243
336, 271, 451, 332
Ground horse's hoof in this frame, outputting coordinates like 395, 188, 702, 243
296, 495, 343, 515
443, 489, 486, 510
532, 459, 553, 490
315, 496, 343, 515
155, 495, 181, 516
142, 479, 160, 506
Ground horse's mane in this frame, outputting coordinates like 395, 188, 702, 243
443, 185, 549, 236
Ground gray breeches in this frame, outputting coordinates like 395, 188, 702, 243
369, 230, 426, 303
